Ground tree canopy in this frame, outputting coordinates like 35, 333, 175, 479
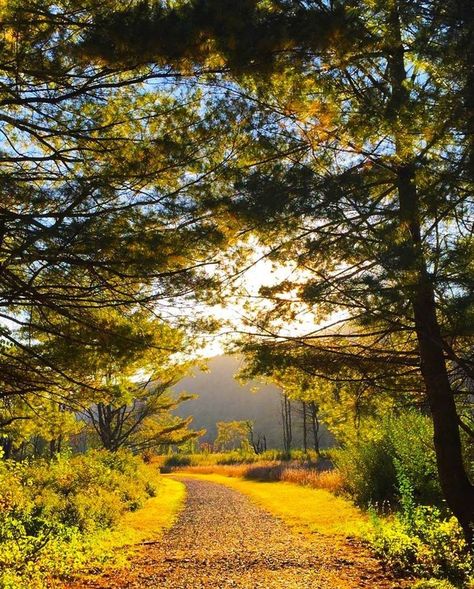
0, 0, 473, 541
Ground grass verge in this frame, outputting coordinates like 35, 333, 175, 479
173, 472, 364, 538
65, 470, 186, 583
108, 472, 185, 550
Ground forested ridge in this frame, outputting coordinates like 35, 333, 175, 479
0, 1, 473, 588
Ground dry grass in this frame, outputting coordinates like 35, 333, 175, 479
174, 461, 345, 494
176, 463, 253, 478
281, 467, 344, 493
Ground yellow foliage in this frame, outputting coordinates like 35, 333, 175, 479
72, 468, 186, 581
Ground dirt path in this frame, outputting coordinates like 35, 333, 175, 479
68, 478, 407, 589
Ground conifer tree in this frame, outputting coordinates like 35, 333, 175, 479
0, 0, 230, 403
83, 0, 474, 539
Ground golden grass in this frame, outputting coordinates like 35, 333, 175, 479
176, 464, 250, 478
281, 467, 344, 493
173, 472, 365, 539
114, 474, 186, 545
176, 463, 345, 494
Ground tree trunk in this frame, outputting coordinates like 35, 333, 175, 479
302, 401, 308, 453
49, 439, 57, 459
389, 2, 474, 543
1, 437, 12, 459
281, 393, 292, 453
309, 402, 320, 456
398, 164, 474, 542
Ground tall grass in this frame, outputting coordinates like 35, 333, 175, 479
156, 449, 324, 470
166, 459, 344, 494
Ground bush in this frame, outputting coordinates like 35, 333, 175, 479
161, 454, 192, 471
157, 449, 323, 469
333, 410, 442, 508
0, 450, 155, 589
332, 411, 472, 586
412, 580, 458, 589
367, 479, 473, 586
333, 436, 396, 507
215, 449, 320, 464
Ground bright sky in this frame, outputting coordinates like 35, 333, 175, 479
196, 256, 321, 357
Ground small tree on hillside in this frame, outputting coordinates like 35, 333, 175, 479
245, 421, 267, 454
21, 307, 201, 454
86, 384, 197, 453
214, 421, 250, 452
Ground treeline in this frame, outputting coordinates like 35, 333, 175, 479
0, 311, 200, 460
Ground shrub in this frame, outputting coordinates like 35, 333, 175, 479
389, 414, 441, 506
333, 436, 396, 506
412, 581, 458, 589
333, 410, 442, 508
0, 450, 155, 589
158, 449, 323, 469
244, 463, 285, 481
367, 479, 473, 586
161, 454, 192, 471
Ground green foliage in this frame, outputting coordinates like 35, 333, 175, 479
215, 448, 315, 464
367, 481, 473, 586
214, 421, 251, 452
162, 454, 192, 471
333, 410, 441, 507
0, 0, 228, 427
81, 0, 351, 71
0, 450, 155, 589
160, 449, 321, 469
411, 580, 458, 589
334, 435, 397, 507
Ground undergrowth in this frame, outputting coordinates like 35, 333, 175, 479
367, 473, 473, 587
0, 449, 158, 589
158, 449, 324, 470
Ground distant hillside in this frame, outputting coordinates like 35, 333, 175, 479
173, 355, 333, 450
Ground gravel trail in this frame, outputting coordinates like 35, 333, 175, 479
70, 478, 407, 589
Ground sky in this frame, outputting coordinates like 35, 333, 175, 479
195, 256, 321, 357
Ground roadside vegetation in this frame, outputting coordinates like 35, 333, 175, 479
164, 410, 473, 588
0, 450, 184, 589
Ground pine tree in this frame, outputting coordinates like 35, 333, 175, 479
0, 0, 229, 403
84, 0, 474, 539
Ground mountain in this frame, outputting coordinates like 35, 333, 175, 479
173, 355, 333, 450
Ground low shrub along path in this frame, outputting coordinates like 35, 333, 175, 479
67, 478, 408, 589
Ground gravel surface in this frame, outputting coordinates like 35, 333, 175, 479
68, 478, 408, 589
